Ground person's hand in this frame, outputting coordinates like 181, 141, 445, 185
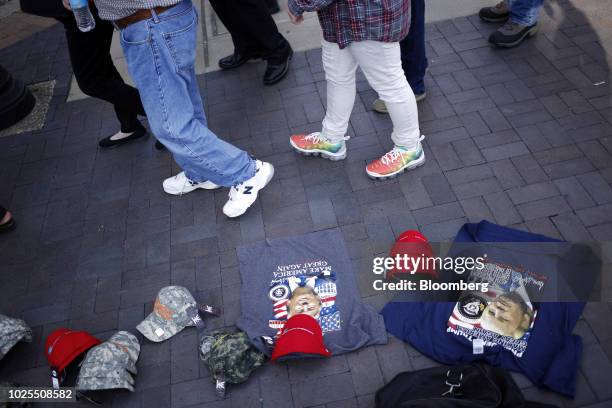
287, 9, 304, 25
62, 0, 71, 10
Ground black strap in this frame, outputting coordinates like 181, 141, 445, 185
186, 304, 221, 333
215, 370, 226, 398
442, 369, 464, 398
198, 303, 220, 317
261, 336, 275, 354
185, 306, 206, 332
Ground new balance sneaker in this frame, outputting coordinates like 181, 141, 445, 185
479, 1, 510, 23
289, 132, 348, 161
223, 160, 274, 218
489, 21, 538, 48
372, 93, 426, 114
162, 171, 221, 195
366, 136, 426, 179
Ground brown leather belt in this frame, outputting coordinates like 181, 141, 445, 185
114, 5, 173, 30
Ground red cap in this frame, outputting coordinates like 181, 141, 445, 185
45, 328, 101, 382
388, 230, 437, 278
271, 314, 331, 361
397, 229, 429, 244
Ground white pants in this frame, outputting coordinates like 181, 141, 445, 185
321, 39, 421, 150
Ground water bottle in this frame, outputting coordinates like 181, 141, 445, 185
69, 0, 96, 32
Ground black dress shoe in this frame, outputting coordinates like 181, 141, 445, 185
218, 52, 250, 70
263, 47, 293, 85
98, 127, 147, 148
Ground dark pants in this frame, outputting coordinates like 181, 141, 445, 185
400, 0, 427, 95
264, 0, 280, 13
56, 9, 145, 133
209, 0, 287, 60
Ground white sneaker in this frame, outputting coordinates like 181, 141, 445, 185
223, 160, 274, 218
162, 171, 221, 195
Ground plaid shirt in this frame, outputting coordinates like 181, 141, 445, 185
288, 0, 411, 49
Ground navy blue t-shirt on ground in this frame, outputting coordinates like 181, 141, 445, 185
382, 220, 599, 397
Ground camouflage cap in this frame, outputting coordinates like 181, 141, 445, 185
76, 331, 140, 391
84, 370, 135, 386
106, 331, 140, 363
0, 314, 32, 360
199, 331, 265, 384
80, 352, 138, 376
137, 286, 197, 342
76, 371, 135, 392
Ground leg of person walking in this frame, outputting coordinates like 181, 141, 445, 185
290, 39, 356, 161
58, 8, 151, 148
209, 0, 292, 84
290, 40, 424, 179
401, 0, 427, 98
209, 0, 266, 61
481, 0, 542, 47
508, 0, 543, 27
351, 41, 424, 179
264, 0, 280, 14
373, 0, 427, 113
119, 0, 273, 217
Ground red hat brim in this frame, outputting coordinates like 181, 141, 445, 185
271, 314, 331, 361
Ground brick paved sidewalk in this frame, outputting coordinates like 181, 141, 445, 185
1, 1, 612, 407
0, 4, 55, 50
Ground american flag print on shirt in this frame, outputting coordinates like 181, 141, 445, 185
268, 269, 341, 336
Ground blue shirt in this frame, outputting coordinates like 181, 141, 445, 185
382, 220, 598, 397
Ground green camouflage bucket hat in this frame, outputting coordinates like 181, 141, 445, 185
199, 331, 265, 385
76, 331, 140, 391
137, 286, 197, 342
0, 314, 32, 360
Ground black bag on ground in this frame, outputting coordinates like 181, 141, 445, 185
19, 0, 68, 19
375, 363, 558, 408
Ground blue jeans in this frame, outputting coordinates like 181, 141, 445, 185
399, 0, 427, 95
508, 0, 543, 26
119, 0, 255, 186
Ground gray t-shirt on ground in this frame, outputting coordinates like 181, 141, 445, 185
236, 229, 388, 356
